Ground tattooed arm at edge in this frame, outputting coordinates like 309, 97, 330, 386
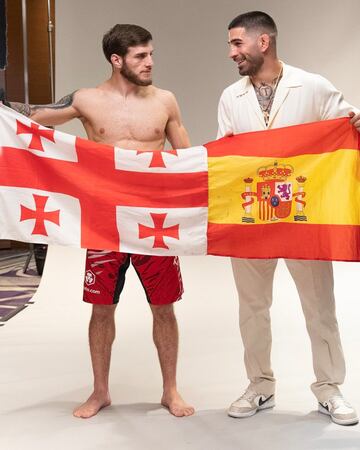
0, 89, 81, 126
4, 92, 78, 117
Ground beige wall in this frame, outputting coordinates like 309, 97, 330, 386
55, 0, 360, 143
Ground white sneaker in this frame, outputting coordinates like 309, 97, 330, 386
228, 388, 275, 418
319, 395, 359, 426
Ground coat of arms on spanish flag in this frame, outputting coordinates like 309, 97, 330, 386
0, 104, 359, 262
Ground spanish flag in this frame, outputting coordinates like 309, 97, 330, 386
206, 118, 360, 261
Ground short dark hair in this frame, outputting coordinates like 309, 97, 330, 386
228, 11, 277, 38
102, 24, 152, 62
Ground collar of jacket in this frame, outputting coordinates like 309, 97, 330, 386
234, 63, 302, 98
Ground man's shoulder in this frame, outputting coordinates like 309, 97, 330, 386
283, 63, 326, 84
71, 87, 103, 105
153, 86, 176, 102
73, 87, 123, 113
152, 87, 179, 112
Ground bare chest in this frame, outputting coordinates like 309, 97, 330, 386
81, 97, 169, 147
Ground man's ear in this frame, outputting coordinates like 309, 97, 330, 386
258, 34, 271, 52
110, 54, 123, 70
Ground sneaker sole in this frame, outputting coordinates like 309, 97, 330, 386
228, 400, 275, 418
318, 404, 359, 426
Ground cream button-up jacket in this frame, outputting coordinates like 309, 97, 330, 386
217, 63, 357, 137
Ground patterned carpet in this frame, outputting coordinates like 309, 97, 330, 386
0, 250, 40, 326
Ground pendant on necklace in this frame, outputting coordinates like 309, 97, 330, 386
258, 85, 272, 98
263, 110, 270, 125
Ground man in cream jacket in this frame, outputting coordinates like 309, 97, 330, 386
217, 11, 360, 426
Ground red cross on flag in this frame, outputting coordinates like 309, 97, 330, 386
0, 106, 77, 161
117, 207, 207, 255
115, 145, 207, 173
0, 186, 81, 245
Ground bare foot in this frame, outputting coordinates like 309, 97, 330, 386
73, 392, 111, 419
161, 390, 195, 417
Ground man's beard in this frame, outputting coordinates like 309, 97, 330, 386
121, 62, 152, 86
238, 54, 264, 77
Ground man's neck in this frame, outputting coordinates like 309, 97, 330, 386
250, 59, 282, 85
104, 71, 147, 97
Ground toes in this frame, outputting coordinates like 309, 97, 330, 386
169, 405, 195, 417
73, 402, 105, 419
172, 408, 184, 417
161, 396, 195, 418
184, 407, 195, 416
73, 409, 93, 419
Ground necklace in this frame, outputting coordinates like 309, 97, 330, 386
253, 64, 283, 127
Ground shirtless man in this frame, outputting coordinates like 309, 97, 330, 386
5, 24, 194, 418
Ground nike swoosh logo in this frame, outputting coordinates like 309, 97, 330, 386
258, 394, 274, 406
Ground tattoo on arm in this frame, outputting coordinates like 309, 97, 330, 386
5, 102, 32, 116
5, 91, 78, 117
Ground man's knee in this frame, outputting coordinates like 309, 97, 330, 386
151, 304, 175, 322
91, 304, 116, 321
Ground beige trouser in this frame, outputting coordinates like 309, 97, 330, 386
231, 258, 345, 403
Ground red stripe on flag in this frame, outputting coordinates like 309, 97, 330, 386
207, 222, 360, 261
206, 118, 359, 157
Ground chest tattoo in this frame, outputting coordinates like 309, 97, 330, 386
252, 70, 283, 126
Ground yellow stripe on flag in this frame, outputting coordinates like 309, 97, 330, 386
208, 149, 360, 225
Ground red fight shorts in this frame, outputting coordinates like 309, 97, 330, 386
83, 250, 183, 306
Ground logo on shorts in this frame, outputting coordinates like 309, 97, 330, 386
85, 269, 96, 286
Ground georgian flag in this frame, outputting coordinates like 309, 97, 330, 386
0, 104, 208, 254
